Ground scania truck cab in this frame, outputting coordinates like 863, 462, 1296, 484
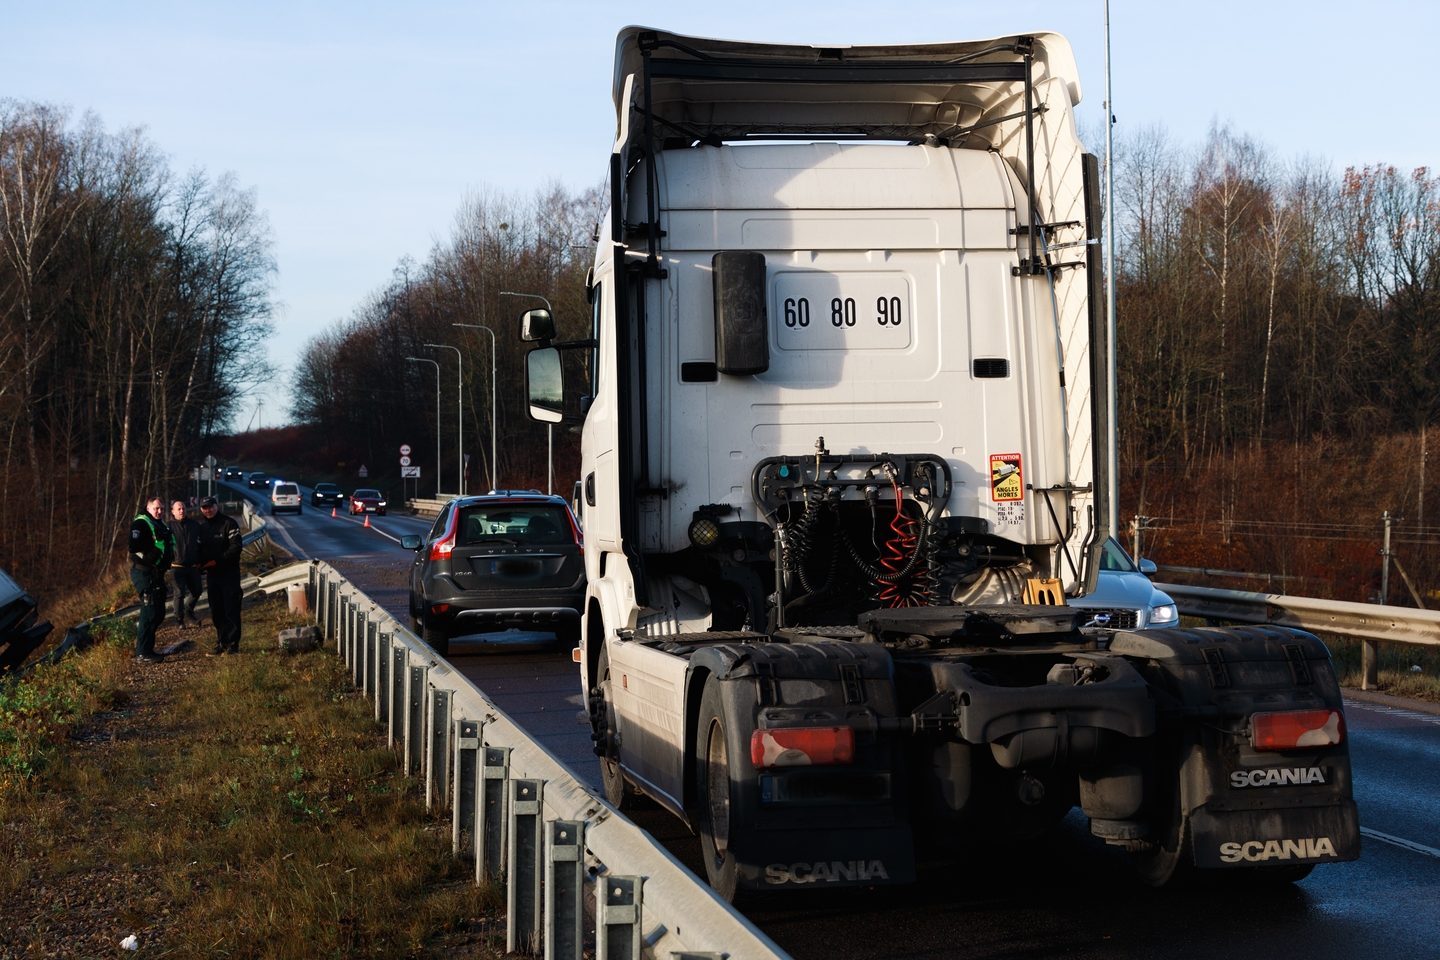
520, 27, 1359, 899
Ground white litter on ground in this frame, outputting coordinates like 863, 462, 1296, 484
120, 934, 139, 950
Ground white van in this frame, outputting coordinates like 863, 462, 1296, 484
270, 482, 302, 515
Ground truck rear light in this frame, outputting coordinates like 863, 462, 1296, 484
1250, 709, 1345, 751
750, 727, 854, 769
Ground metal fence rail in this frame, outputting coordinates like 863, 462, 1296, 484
305, 560, 790, 960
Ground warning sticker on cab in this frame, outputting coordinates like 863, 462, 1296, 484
990, 453, 1024, 502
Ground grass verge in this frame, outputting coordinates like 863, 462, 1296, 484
1, 593, 503, 958
1322, 636, 1440, 703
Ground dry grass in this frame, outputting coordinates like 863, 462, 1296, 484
1323, 636, 1440, 703
0, 594, 503, 959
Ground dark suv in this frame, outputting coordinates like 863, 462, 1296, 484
311, 482, 343, 506
402, 494, 584, 656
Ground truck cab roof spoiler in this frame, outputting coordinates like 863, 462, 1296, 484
612, 26, 1081, 145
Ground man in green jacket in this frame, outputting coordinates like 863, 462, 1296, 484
129, 497, 176, 663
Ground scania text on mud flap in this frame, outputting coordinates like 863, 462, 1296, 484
523, 26, 1361, 901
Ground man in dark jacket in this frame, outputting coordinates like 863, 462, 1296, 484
129, 497, 175, 663
197, 496, 244, 654
167, 500, 203, 628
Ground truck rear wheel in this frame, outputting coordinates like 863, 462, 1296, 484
1128, 779, 1193, 888
695, 677, 741, 901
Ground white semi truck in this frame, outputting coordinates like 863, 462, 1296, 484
518, 27, 1359, 899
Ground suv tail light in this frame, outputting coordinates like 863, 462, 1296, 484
751, 727, 854, 769
429, 509, 458, 560
1250, 709, 1346, 751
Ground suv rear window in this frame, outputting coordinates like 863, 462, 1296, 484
456, 504, 573, 545
274, 484, 299, 496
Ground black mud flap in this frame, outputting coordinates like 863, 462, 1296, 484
1190, 801, 1361, 868
736, 823, 915, 890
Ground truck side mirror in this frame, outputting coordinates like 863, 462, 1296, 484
519, 308, 556, 343
712, 251, 769, 375
400, 534, 422, 550
1138, 558, 1157, 576
526, 347, 564, 423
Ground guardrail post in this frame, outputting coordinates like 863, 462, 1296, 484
390, 645, 407, 750
1363, 640, 1379, 690
339, 594, 350, 667
316, 571, 327, 632
406, 664, 427, 775
454, 719, 481, 857
544, 819, 584, 960
308, 565, 317, 621
376, 631, 390, 725
354, 609, 367, 689
365, 617, 378, 698
328, 581, 338, 645
596, 876, 643, 960
478, 745, 511, 883
507, 778, 545, 955
427, 688, 451, 811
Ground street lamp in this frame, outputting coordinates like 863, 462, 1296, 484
453, 323, 498, 493
499, 291, 555, 494
406, 357, 441, 499
425, 343, 464, 496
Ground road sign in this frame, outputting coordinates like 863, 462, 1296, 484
400, 444, 412, 456
401, 466, 421, 478
358, 464, 369, 478
400, 456, 411, 467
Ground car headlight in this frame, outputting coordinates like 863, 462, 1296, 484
1150, 604, 1177, 624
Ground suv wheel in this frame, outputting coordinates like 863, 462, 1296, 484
423, 617, 450, 657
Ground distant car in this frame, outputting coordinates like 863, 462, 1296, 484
311, 482, 343, 506
1069, 537, 1179, 629
246, 471, 269, 489
222, 466, 243, 481
271, 482, 302, 515
403, 493, 585, 656
349, 489, 387, 515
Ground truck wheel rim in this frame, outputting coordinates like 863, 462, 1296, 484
706, 718, 730, 861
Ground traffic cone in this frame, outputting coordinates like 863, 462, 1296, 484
331, 507, 336, 518
363, 515, 371, 528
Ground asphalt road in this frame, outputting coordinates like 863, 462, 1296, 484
251, 480, 1440, 959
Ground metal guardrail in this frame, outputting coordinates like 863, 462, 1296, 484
1156, 581, 1440, 649
307, 559, 791, 960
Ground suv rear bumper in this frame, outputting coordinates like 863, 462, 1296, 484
450, 606, 580, 631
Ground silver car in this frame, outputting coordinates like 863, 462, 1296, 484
1070, 538, 1179, 629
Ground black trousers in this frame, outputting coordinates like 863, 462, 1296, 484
171, 566, 202, 622
206, 569, 243, 651
130, 567, 167, 658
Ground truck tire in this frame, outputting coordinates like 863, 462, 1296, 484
1129, 779, 1194, 888
595, 645, 631, 808
695, 676, 742, 901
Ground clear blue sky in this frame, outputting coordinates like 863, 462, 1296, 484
5, 1, 1435, 429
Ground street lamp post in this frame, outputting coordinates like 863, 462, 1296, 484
425, 343, 464, 496
406, 357, 441, 498
453, 323, 498, 493
499, 291, 555, 495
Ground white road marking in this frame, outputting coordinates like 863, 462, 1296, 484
1360, 827, 1440, 858
327, 512, 403, 544
264, 515, 307, 556
1344, 699, 1440, 725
